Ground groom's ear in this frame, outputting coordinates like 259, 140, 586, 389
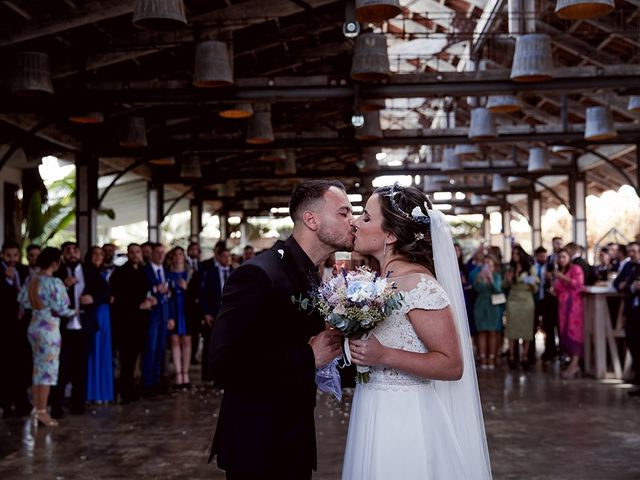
302, 210, 319, 231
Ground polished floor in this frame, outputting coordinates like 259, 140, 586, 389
1, 362, 639, 479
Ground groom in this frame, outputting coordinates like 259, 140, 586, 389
208, 180, 354, 480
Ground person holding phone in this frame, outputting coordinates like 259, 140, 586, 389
472, 255, 503, 370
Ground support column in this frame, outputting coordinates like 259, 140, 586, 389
572, 174, 587, 248
239, 217, 249, 246
218, 212, 228, 241
531, 192, 542, 250
75, 153, 98, 254
502, 208, 512, 261
189, 198, 203, 243
482, 211, 491, 244
147, 183, 163, 243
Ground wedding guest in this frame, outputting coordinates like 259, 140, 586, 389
142, 243, 172, 395
85, 246, 114, 403
548, 237, 564, 268
533, 247, 559, 362
26, 244, 41, 279
504, 246, 538, 369
553, 248, 585, 379
102, 243, 117, 281
19, 247, 77, 427
0, 241, 32, 418
596, 247, 612, 282
241, 245, 255, 264
615, 244, 629, 274
455, 243, 476, 339
166, 246, 192, 388
473, 255, 503, 370
50, 242, 96, 418
614, 242, 640, 389
141, 241, 153, 265
566, 242, 596, 286
110, 243, 153, 404
200, 246, 233, 381
187, 242, 201, 272
186, 242, 202, 366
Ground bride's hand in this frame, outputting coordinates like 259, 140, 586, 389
350, 336, 386, 366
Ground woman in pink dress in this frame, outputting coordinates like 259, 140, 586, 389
552, 248, 584, 379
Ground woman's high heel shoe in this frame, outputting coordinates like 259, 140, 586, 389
35, 409, 59, 427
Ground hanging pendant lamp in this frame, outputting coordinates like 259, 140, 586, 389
584, 106, 617, 141
627, 96, 640, 113
510, 34, 554, 83
193, 40, 233, 88
355, 112, 383, 140
219, 103, 254, 119
119, 117, 148, 147
468, 108, 497, 140
133, 0, 187, 31
527, 147, 551, 172
487, 95, 521, 114
355, 0, 401, 24
180, 155, 202, 178
246, 107, 274, 144
11, 52, 54, 95
351, 33, 390, 82
555, 0, 614, 20
492, 175, 509, 193
441, 148, 462, 172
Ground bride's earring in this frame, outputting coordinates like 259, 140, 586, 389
383, 241, 387, 257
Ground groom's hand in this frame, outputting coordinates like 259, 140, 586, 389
309, 329, 342, 368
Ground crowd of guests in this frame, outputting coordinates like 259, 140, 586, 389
458, 237, 640, 389
0, 239, 256, 427
2, 233, 639, 426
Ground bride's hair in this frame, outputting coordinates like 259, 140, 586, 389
374, 184, 435, 274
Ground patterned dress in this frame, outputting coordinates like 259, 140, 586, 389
18, 275, 76, 385
554, 265, 585, 357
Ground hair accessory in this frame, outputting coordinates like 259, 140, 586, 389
386, 183, 431, 226
414, 232, 425, 241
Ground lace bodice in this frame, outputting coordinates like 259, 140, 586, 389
365, 274, 450, 390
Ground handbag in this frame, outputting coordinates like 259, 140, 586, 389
491, 293, 507, 305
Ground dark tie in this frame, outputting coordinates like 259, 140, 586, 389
222, 268, 229, 281
156, 268, 163, 283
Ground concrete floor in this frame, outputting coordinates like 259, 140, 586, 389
1, 364, 640, 480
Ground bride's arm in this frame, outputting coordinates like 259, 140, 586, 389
349, 307, 463, 381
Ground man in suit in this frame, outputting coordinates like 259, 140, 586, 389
614, 242, 640, 392
51, 241, 96, 418
186, 241, 202, 365
111, 243, 154, 403
566, 242, 596, 286
0, 241, 32, 418
533, 246, 559, 362
208, 180, 353, 480
142, 243, 172, 395
200, 246, 233, 381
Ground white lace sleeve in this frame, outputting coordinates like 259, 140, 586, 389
400, 276, 450, 315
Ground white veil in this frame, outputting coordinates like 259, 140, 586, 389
429, 209, 493, 479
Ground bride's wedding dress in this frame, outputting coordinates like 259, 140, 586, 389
342, 210, 492, 480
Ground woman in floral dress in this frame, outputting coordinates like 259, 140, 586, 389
19, 247, 77, 427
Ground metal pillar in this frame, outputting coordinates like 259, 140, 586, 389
531, 192, 542, 249
75, 153, 97, 254
502, 208, 512, 261
218, 212, 228, 241
482, 211, 491, 244
572, 174, 587, 248
147, 183, 163, 243
189, 198, 203, 243
239, 217, 248, 246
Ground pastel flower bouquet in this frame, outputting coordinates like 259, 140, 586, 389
314, 267, 404, 383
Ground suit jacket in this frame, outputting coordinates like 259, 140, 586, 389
54, 262, 103, 332
1, 261, 28, 322
208, 236, 324, 474
143, 263, 171, 323
200, 260, 233, 318
572, 257, 596, 286
614, 261, 640, 318
110, 261, 149, 324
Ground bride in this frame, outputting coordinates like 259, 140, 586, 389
342, 184, 492, 480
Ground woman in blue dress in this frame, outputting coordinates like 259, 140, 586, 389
167, 246, 193, 388
19, 247, 77, 427
85, 246, 114, 403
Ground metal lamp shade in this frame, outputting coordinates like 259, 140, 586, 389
351, 33, 390, 82
470, 194, 484, 206
424, 175, 449, 192
487, 95, 521, 113
362, 98, 386, 112
355, 112, 383, 140
219, 103, 254, 119
119, 117, 148, 147
275, 152, 297, 175
355, 0, 401, 23
468, 108, 497, 140
552, 145, 578, 154
149, 156, 176, 165
133, 0, 187, 31
584, 106, 617, 141
555, 0, 614, 20
180, 155, 202, 178
246, 110, 274, 144
628, 96, 640, 113
441, 148, 462, 172
193, 41, 233, 88
68, 112, 104, 124
11, 52, 54, 95
527, 147, 550, 172
492, 175, 509, 193
454, 144, 481, 159
510, 34, 554, 83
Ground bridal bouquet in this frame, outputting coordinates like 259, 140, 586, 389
314, 267, 404, 383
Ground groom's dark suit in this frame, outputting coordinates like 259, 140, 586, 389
208, 236, 324, 478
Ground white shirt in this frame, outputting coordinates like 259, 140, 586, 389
216, 262, 230, 292
151, 262, 165, 284
67, 263, 85, 330
2, 261, 21, 289
618, 257, 630, 274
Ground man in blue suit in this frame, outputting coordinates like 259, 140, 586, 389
200, 245, 233, 381
142, 243, 173, 395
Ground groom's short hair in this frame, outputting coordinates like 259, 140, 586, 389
289, 180, 345, 223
